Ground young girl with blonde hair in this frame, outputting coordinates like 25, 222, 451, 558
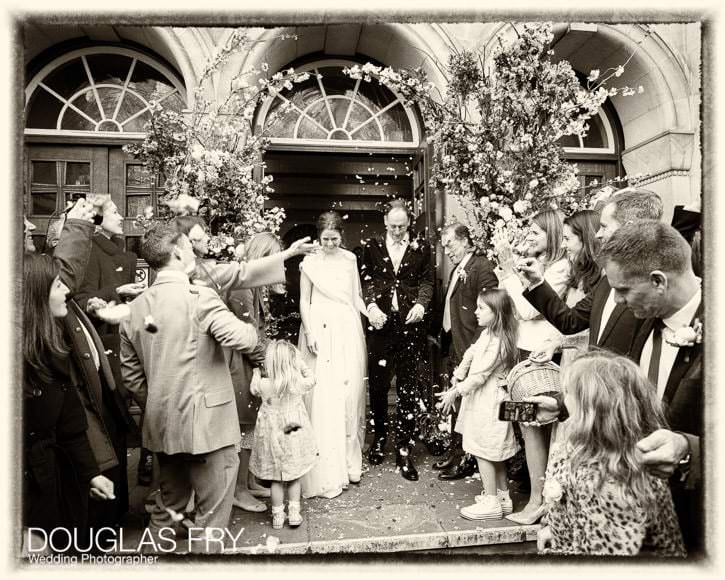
249, 340, 318, 529
538, 351, 685, 556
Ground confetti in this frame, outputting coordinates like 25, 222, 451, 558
143, 315, 158, 333
378, 360, 387, 367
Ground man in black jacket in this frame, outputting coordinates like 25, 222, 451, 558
601, 221, 703, 553
431, 223, 498, 480
362, 200, 434, 481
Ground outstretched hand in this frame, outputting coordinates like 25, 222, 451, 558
286, 237, 316, 258
520, 395, 561, 427
435, 387, 459, 415
492, 230, 515, 275
636, 429, 690, 479
516, 257, 545, 287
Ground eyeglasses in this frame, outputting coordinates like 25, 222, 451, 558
388, 224, 408, 230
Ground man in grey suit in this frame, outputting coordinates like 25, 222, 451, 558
120, 224, 280, 552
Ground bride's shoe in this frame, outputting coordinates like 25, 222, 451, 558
505, 504, 546, 525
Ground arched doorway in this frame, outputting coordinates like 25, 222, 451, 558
255, 58, 426, 247
24, 45, 187, 255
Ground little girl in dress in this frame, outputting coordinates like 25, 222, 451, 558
437, 288, 520, 520
249, 340, 318, 529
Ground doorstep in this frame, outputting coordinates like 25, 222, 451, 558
123, 446, 540, 556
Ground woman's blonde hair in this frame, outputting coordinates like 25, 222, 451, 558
264, 340, 303, 398
562, 350, 668, 513
245, 232, 282, 261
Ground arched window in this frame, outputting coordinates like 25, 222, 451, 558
557, 109, 616, 153
256, 59, 420, 148
25, 46, 186, 136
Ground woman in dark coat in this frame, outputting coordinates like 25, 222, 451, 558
72, 195, 142, 528
23, 204, 115, 549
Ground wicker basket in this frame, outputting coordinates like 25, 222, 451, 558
506, 360, 561, 402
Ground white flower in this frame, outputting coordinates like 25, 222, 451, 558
587, 69, 600, 82
528, 178, 539, 190
190, 144, 205, 161
513, 200, 528, 215
664, 319, 702, 347
498, 205, 513, 222
410, 239, 419, 251
542, 478, 563, 502
261, 63, 269, 72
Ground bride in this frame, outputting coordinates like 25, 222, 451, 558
299, 211, 368, 499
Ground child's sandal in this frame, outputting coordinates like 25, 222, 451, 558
287, 501, 303, 527
271, 505, 286, 530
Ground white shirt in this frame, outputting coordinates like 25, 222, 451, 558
597, 287, 618, 343
639, 284, 702, 398
443, 252, 473, 332
385, 233, 409, 312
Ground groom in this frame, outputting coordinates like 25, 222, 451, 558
362, 200, 434, 481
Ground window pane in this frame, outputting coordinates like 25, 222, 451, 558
296, 117, 328, 140
68, 89, 103, 124
127, 164, 155, 188
85, 53, 133, 86
60, 105, 97, 131
116, 92, 149, 127
31, 193, 57, 215
65, 162, 90, 185
121, 111, 152, 133
129, 60, 177, 103
351, 119, 382, 141
264, 98, 300, 138
316, 67, 358, 96
582, 114, 607, 148
32, 161, 57, 185
557, 134, 580, 148
127, 195, 152, 217
41, 57, 89, 100
26, 88, 64, 129
379, 102, 413, 141
301, 100, 334, 132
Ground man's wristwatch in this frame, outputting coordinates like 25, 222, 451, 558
674, 433, 692, 483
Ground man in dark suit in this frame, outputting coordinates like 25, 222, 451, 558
431, 223, 498, 480
600, 220, 703, 553
362, 200, 434, 481
518, 188, 663, 358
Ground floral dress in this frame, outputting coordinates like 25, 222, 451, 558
541, 443, 686, 556
249, 364, 318, 482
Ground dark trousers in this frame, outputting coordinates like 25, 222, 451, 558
671, 482, 703, 555
368, 312, 425, 449
445, 351, 464, 457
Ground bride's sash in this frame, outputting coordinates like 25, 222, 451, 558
301, 253, 368, 316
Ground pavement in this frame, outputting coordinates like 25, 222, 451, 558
120, 445, 539, 556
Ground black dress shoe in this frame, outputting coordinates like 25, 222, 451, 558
396, 452, 419, 481
438, 456, 477, 480
432, 452, 462, 471
367, 438, 386, 465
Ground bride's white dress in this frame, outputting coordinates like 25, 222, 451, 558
298, 250, 367, 499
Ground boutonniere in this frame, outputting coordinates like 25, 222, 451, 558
458, 268, 469, 284
409, 239, 420, 251
664, 318, 703, 348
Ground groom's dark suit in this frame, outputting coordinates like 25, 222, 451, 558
362, 235, 433, 448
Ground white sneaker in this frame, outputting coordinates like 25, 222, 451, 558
271, 506, 286, 529
474, 491, 513, 515
460, 495, 503, 520
287, 501, 303, 527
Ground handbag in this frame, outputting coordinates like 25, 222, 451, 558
506, 359, 561, 402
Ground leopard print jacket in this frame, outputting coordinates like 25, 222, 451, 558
540, 446, 686, 557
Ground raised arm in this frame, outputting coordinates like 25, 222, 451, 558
53, 219, 94, 294
196, 288, 259, 352
524, 280, 594, 335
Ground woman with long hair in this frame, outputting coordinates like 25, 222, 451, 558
557, 209, 602, 366
537, 351, 685, 556
23, 202, 116, 550
494, 208, 570, 524
228, 232, 285, 512
299, 211, 369, 499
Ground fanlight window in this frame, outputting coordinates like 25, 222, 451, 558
259, 61, 419, 145
25, 47, 185, 134
558, 110, 615, 152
